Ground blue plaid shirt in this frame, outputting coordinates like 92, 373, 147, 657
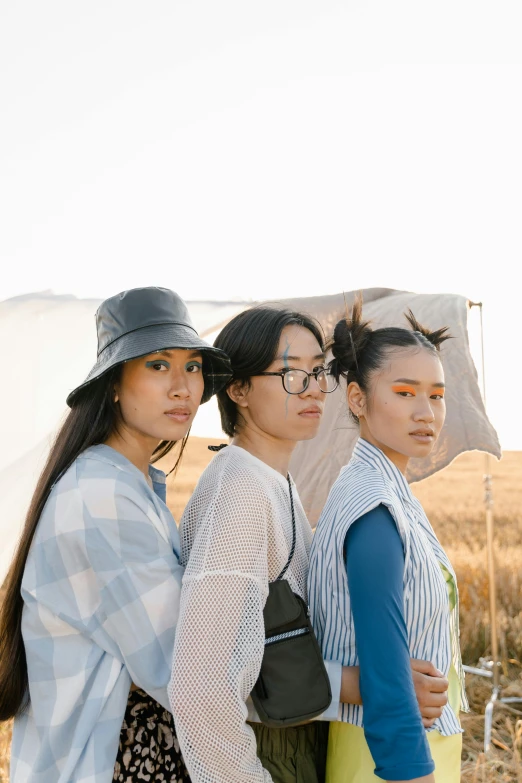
10, 445, 184, 783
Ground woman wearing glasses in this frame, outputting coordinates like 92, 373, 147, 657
169, 307, 449, 783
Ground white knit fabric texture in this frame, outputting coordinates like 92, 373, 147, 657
169, 445, 311, 783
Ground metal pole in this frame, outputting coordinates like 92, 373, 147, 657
484, 465, 499, 689
475, 303, 501, 689
468, 301, 501, 750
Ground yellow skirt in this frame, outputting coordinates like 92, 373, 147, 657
326, 722, 462, 783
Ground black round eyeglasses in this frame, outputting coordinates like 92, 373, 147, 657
251, 368, 339, 395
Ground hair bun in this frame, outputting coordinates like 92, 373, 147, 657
405, 310, 452, 351
329, 294, 372, 377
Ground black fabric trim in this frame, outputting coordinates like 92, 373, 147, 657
98, 321, 199, 355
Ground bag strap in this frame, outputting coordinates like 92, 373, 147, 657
275, 476, 297, 581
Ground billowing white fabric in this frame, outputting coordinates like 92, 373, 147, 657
0, 288, 501, 584
0, 292, 248, 587
169, 445, 311, 783
276, 289, 502, 525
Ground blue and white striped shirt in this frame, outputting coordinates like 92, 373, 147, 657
11, 445, 184, 783
308, 438, 468, 737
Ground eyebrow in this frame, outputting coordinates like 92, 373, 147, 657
392, 378, 445, 388
275, 353, 326, 362
154, 350, 203, 359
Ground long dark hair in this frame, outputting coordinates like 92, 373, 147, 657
329, 295, 452, 423
0, 368, 187, 720
214, 306, 325, 437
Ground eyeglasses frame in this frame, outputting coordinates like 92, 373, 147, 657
251, 368, 339, 395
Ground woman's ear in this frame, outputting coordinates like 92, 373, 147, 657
347, 381, 366, 419
226, 380, 249, 409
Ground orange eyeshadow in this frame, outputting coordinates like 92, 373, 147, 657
392, 385, 416, 395
432, 388, 445, 397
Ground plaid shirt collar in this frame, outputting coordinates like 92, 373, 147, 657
87, 444, 167, 503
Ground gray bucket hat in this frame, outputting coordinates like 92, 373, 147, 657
66, 286, 232, 406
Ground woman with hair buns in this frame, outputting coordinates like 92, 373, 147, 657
309, 297, 467, 783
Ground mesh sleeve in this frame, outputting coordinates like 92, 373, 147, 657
169, 463, 273, 783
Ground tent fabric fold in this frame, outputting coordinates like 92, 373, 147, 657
0, 289, 502, 585
274, 289, 501, 525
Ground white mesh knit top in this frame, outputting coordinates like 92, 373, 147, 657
169, 445, 339, 783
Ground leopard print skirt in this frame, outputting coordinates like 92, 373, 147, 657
113, 688, 191, 782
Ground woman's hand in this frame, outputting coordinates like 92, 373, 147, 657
410, 659, 448, 728
340, 665, 363, 705
340, 659, 449, 728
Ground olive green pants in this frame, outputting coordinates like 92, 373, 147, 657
249, 722, 329, 783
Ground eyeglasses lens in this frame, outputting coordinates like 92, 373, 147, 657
283, 371, 307, 394
317, 370, 337, 393
283, 369, 338, 394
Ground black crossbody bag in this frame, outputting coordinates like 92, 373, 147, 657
251, 476, 332, 727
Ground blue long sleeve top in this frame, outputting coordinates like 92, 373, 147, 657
345, 503, 435, 781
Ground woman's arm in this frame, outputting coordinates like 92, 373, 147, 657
88, 492, 184, 711
169, 472, 272, 783
340, 661, 448, 728
170, 572, 271, 783
39, 483, 185, 711
346, 504, 435, 782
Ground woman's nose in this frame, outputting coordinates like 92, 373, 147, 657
413, 398, 435, 422
302, 375, 323, 398
168, 373, 190, 398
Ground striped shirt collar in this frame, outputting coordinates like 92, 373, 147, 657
351, 438, 413, 505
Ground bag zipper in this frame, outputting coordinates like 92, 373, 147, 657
265, 628, 310, 646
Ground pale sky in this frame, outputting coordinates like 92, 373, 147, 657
1, 1, 521, 448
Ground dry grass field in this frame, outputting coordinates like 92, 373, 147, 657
1, 441, 521, 781
413, 450, 522, 782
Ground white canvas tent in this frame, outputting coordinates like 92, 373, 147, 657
272, 290, 509, 751
0, 288, 501, 585
0, 292, 248, 585
0, 286, 507, 750
278, 288, 502, 524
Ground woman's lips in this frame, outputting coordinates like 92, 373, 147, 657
410, 430, 434, 443
299, 406, 322, 419
165, 409, 191, 422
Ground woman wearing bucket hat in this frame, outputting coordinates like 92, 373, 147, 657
0, 287, 231, 783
